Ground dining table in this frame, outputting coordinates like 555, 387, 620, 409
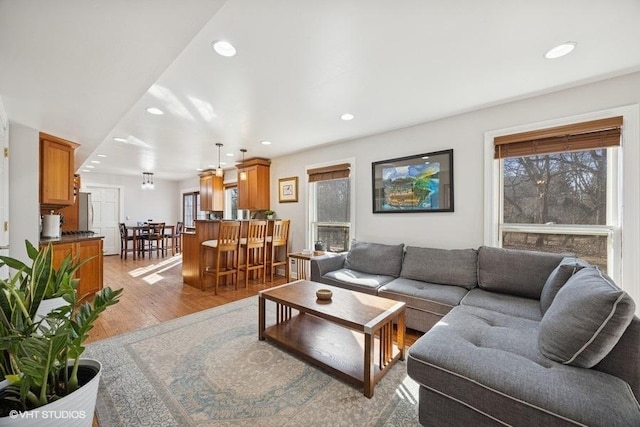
125, 224, 174, 260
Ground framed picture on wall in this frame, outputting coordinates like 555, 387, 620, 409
278, 176, 298, 203
372, 149, 454, 213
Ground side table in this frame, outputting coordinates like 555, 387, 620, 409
287, 251, 313, 280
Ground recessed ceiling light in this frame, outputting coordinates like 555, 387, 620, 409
196, 168, 203, 172
86, 165, 95, 169
113, 137, 127, 142
220, 161, 227, 166
341, 113, 354, 121
226, 153, 234, 157
82, 169, 91, 173
212, 40, 237, 57
544, 42, 577, 59
97, 154, 107, 158
90, 160, 100, 164
260, 140, 272, 145
146, 107, 164, 115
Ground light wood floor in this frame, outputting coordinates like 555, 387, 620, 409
87, 253, 422, 345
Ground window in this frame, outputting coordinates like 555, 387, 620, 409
224, 185, 238, 219
182, 191, 206, 228
493, 116, 622, 275
307, 162, 353, 252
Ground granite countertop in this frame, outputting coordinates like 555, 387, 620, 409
40, 234, 104, 244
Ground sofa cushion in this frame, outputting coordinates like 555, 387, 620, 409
538, 267, 636, 368
320, 268, 394, 295
400, 246, 478, 289
378, 277, 468, 317
344, 240, 404, 277
461, 288, 542, 321
407, 305, 640, 426
477, 246, 565, 299
539, 257, 591, 314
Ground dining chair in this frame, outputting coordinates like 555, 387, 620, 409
165, 221, 184, 255
238, 220, 268, 288
201, 221, 241, 293
144, 222, 166, 257
266, 219, 290, 282
119, 223, 135, 259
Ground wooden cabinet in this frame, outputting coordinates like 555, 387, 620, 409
43, 238, 103, 300
40, 133, 78, 207
237, 158, 270, 210
199, 171, 224, 211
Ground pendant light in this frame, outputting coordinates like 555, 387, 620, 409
239, 148, 247, 181
141, 172, 154, 190
215, 143, 224, 177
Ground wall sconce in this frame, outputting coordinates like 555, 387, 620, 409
141, 172, 154, 190
239, 148, 247, 181
215, 143, 224, 177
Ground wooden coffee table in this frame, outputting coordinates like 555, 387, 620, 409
258, 280, 406, 398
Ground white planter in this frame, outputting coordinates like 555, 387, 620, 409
0, 359, 101, 427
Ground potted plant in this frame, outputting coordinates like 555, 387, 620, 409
264, 210, 275, 220
0, 240, 122, 425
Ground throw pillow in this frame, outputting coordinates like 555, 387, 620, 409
538, 267, 636, 368
539, 257, 591, 314
344, 240, 404, 277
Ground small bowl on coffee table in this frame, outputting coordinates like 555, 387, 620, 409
316, 288, 333, 301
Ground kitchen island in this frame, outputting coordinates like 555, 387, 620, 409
182, 219, 285, 289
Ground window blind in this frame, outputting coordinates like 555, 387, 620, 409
307, 163, 351, 182
494, 116, 622, 159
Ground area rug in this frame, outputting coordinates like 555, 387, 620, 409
85, 296, 419, 426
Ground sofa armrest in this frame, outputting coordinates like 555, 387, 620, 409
310, 253, 346, 281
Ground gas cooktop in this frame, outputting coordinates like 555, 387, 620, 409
61, 230, 96, 236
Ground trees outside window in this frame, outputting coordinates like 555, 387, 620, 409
501, 148, 617, 272
311, 178, 351, 252
307, 162, 353, 252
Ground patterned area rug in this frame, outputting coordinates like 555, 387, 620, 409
85, 296, 420, 426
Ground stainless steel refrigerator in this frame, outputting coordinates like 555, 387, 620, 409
78, 192, 94, 230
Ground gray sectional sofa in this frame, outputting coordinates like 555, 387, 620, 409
310, 241, 640, 426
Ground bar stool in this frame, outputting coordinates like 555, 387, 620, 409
200, 221, 241, 294
266, 219, 290, 283
238, 220, 268, 288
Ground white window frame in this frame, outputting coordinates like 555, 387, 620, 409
484, 105, 640, 310
306, 158, 356, 251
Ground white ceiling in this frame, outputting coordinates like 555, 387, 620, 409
2, 0, 640, 181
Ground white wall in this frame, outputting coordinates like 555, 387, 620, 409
82, 173, 180, 226
270, 71, 640, 301
8, 122, 39, 261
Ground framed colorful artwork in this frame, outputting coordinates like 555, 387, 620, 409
372, 149, 454, 213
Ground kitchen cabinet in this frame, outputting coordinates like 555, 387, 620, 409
42, 237, 103, 300
199, 171, 224, 212
40, 133, 78, 207
237, 158, 270, 210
